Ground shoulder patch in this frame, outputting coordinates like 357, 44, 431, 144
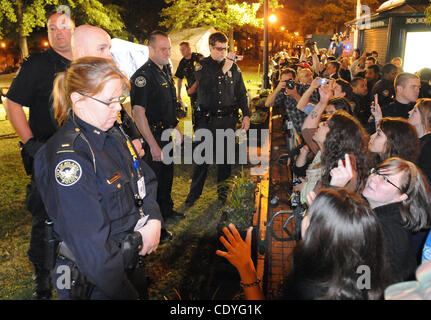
382, 89, 389, 97
134, 76, 147, 88
55, 159, 82, 186
195, 63, 202, 71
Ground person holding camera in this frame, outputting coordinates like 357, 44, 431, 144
33, 57, 163, 299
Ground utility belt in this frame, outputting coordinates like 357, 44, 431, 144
45, 220, 144, 299
196, 107, 239, 120
150, 121, 177, 135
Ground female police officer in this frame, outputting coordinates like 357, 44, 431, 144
33, 57, 162, 299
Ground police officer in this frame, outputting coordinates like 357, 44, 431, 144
33, 57, 162, 299
71, 24, 145, 158
4, 11, 74, 299
175, 42, 203, 128
185, 31, 251, 207
131, 31, 184, 222
371, 63, 398, 107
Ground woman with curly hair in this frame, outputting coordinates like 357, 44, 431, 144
319, 110, 372, 193
369, 117, 420, 164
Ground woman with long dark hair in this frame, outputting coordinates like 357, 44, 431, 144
368, 117, 419, 164
319, 110, 372, 193
216, 188, 392, 300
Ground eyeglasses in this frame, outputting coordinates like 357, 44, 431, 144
370, 168, 402, 192
212, 45, 228, 52
80, 93, 127, 109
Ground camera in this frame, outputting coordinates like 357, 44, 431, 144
318, 78, 328, 86
285, 79, 297, 90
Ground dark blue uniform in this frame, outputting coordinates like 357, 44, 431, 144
175, 52, 203, 109
6, 48, 70, 298
34, 116, 163, 299
130, 59, 178, 218
186, 56, 251, 204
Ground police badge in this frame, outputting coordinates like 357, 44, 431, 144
135, 76, 147, 88
55, 160, 82, 186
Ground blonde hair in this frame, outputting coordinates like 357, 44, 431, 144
53, 57, 130, 126
416, 98, 431, 133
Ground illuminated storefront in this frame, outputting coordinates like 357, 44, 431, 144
346, 0, 431, 73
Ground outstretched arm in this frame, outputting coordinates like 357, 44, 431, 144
216, 224, 264, 300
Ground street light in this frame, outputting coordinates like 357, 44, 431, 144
0, 42, 6, 48
269, 14, 277, 23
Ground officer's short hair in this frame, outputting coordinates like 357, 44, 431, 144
179, 41, 190, 47
379, 63, 397, 76
148, 30, 169, 47
46, 9, 75, 26
395, 72, 419, 89
209, 32, 228, 47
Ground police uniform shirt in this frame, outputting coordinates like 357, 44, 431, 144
382, 100, 415, 119
194, 56, 251, 117
33, 115, 162, 299
174, 52, 203, 88
130, 59, 178, 127
6, 48, 70, 142
372, 79, 395, 107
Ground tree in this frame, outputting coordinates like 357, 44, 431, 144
0, 0, 127, 58
296, 0, 381, 35
160, 0, 281, 49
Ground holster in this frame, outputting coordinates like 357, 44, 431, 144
69, 263, 95, 300
43, 220, 59, 270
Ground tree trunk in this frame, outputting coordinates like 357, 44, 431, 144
228, 29, 235, 53
16, 0, 29, 59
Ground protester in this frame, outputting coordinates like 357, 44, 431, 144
330, 157, 431, 283
216, 188, 392, 300
368, 117, 419, 164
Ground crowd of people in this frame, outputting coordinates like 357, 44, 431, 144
217, 42, 431, 300
3, 8, 431, 300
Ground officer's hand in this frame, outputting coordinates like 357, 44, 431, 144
137, 219, 161, 256
241, 116, 250, 131
178, 95, 182, 102
132, 139, 145, 158
23, 137, 44, 158
150, 144, 163, 162
224, 52, 236, 70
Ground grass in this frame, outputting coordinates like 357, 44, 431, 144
0, 64, 259, 300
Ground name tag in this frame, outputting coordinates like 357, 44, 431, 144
137, 176, 146, 199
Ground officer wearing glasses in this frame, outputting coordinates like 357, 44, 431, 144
33, 57, 162, 299
185, 31, 251, 207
